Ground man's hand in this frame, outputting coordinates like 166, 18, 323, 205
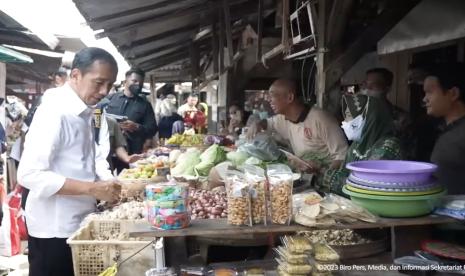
89, 181, 122, 203
289, 159, 321, 174
246, 122, 259, 140
119, 120, 139, 132
126, 154, 142, 164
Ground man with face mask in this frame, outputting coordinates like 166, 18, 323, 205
105, 68, 157, 161
361, 67, 414, 159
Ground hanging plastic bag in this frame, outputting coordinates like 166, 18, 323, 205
7, 186, 27, 240
0, 184, 21, 256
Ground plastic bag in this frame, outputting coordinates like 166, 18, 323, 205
243, 165, 267, 225
7, 186, 27, 240
239, 134, 283, 162
225, 172, 252, 226
267, 164, 293, 225
0, 185, 20, 256
323, 193, 378, 223
274, 246, 309, 264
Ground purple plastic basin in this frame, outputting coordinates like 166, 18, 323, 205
346, 160, 437, 183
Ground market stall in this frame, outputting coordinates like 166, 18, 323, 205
67, 139, 463, 276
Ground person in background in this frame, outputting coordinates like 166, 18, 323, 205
323, 94, 403, 195
105, 68, 157, 170
157, 94, 183, 140
95, 100, 142, 172
406, 64, 443, 162
194, 103, 207, 134
423, 64, 465, 195
361, 68, 414, 159
52, 67, 68, 87
17, 47, 121, 276
228, 104, 244, 136
178, 93, 199, 118
247, 79, 348, 177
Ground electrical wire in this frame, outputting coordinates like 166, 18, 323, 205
118, 239, 155, 268
300, 48, 316, 103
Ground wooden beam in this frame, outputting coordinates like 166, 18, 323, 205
101, 3, 208, 35
127, 39, 192, 60
141, 56, 187, 72
139, 50, 189, 70
98, 0, 248, 37
190, 43, 200, 86
90, 0, 195, 24
281, 0, 290, 52
316, 0, 328, 108
256, 0, 264, 62
218, 5, 225, 73
325, 0, 419, 91
111, 25, 197, 47
212, 19, 219, 74
130, 44, 189, 64
222, 0, 234, 67
327, 0, 353, 53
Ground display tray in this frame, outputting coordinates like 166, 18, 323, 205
331, 229, 389, 260
129, 216, 456, 238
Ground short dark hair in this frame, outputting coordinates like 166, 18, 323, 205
72, 47, 118, 75
125, 68, 145, 80
189, 93, 199, 98
366, 68, 394, 87
426, 63, 465, 103
54, 67, 68, 77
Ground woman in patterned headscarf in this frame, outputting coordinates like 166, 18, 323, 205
322, 94, 403, 196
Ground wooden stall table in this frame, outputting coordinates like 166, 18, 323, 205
130, 215, 458, 261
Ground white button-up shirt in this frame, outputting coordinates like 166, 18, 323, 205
17, 84, 113, 238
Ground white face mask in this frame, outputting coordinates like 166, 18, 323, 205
360, 88, 383, 98
341, 114, 366, 141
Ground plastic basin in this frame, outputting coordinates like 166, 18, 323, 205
343, 186, 446, 218
346, 160, 437, 183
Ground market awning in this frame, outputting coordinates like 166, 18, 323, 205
0, 45, 33, 63
378, 0, 465, 55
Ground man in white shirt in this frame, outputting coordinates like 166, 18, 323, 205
177, 93, 199, 118
17, 47, 121, 276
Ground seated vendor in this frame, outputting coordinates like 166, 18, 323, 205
227, 104, 245, 136
248, 79, 348, 176
323, 94, 403, 195
423, 64, 465, 195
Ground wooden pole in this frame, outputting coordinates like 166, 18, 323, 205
281, 0, 290, 52
218, 5, 225, 73
256, 0, 264, 62
316, 0, 327, 108
222, 0, 234, 67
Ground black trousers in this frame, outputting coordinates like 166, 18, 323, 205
28, 236, 74, 276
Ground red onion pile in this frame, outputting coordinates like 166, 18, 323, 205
189, 189, 228, 220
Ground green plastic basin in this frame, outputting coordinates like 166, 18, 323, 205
342, 186, 446, 218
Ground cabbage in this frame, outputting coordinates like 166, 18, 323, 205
169, 149, 182, 164
200, 144, 226, 164
244, 156, 263, 166
194, 161, 215, 177
226, 151, 250, 167
171, 150, 201, 176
